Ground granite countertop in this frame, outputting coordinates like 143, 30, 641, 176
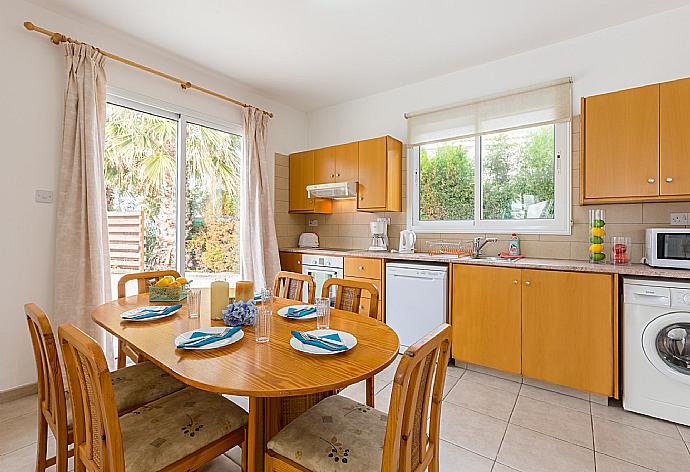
279, 247, 690, 280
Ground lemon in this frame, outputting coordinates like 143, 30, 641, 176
170, 281, 182, 287
589, 244, 604, 253
175, 277, 188, 285
591, 227, 605, 237
156, 278, 171, 287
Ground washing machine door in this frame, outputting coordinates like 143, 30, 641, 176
642, 311, 690, 385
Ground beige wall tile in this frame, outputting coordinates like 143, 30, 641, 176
274, 164, 289, 179
519, 240, 572, 260
642, 202, 690, 224
324, 212, 354, 225
274, 200, 289, 214
312, 224, 339, 238
275, 187, 289, 203
274, 212, 305, 225
275, 153, 289, 167
339, 224, 370, 238
572, 150, 580, 170
275, 176, 289, 190
352, 237, 372, 249
318, 236, 354, 248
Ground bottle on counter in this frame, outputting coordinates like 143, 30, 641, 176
508, 233, 521, 257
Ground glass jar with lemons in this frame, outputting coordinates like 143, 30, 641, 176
589, 209, 606, 263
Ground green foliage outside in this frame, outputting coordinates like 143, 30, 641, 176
419, 125, 555, 221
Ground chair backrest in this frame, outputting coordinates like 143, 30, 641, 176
273, 271, 316, 304
59, 324, 124, 472
321, 278, 379, 318
25, 303, 68, 435
381, 324, 451, 472
117, 269, 181, 298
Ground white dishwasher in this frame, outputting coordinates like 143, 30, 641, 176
385, 262, 448, 349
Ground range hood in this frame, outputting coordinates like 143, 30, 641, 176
306, 181, 357, 199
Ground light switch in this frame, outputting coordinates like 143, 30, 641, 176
308, 219, 319, 227
35, 190, 54, 203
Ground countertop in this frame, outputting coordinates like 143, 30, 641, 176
279, 247, 690, 280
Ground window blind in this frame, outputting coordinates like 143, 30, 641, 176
406, 79, 572, 146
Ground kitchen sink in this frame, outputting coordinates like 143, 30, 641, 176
462, 256, 518, 262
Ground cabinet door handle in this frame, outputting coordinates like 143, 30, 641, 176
359, 266, 364, 270
336, 173, 340, 177
524, 281, 531, 286
648, 178, 656, 184
513, 280, 519, 285
330, 174, 335, 178
666, 177, 673, 183
359, 197, 364, 201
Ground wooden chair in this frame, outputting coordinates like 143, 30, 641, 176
322, 277, 379, 406
25, 303, 187, 472
265, 324, 452, 472
273, 271, 316, 303
116, 270, 181, 368
58, 323, 249, 472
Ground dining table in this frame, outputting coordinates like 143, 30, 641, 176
92, 294, 400, 471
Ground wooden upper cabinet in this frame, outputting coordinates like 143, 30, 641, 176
357, 136, 402, 211
661, 78, 690, 196
582, 84, 660, 202
335, 142, 358, 182
289, 151, 331, 213
314, 146, 336, 184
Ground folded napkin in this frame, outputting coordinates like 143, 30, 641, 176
177, 327, 241, 348
291, 330, 348, 352
286, 307, 316, 318
123, 304, 182, 320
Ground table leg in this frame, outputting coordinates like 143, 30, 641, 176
247, 397, 266, 472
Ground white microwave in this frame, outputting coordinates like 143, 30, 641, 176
645, 228, 690, 269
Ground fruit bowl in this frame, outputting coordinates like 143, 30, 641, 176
149, 276, 190, 302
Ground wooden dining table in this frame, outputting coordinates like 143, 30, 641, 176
92, 294, 399, 471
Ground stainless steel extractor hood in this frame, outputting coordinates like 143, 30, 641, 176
306, 181, 357, 199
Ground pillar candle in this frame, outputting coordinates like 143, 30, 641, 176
210, 280, 230, 321
235, 280, 254, 303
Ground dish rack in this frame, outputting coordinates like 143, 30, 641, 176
425, 240, 472, 257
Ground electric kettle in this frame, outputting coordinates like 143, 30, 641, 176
398, 230, 416, 254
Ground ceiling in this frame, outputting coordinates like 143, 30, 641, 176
26, 0, 690, 111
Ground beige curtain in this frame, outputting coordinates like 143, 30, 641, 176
54, 44, 113, 359
240, 107, 280, 289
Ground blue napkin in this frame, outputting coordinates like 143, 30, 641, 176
287, 307, 316, 318
123, 304, 182, 320
177, 327, 241, 348
291, 330, 348, 352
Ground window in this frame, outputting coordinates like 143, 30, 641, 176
104, 94, 242, 294
408, 80, 571, 234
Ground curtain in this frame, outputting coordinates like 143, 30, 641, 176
54, 43, 113, 361
240, 107, 280, 289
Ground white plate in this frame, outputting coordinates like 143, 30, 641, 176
290, 329, 357, 355
175, 327, 244, 350
277, 304, 318, 320
121, 306, 181, 322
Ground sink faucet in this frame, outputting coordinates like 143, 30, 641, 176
471, 237, 498, 258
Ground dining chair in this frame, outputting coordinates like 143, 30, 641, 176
58, 323, 249, 472
116, 270, 181, 368
273, 271, 316, 303
322, 277, 379, 406
25, 303, 187, 472
265, 323, 451, 472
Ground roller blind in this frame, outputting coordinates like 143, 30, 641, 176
406, 79, 572, 146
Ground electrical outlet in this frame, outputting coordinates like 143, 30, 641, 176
308, 219, 319, 227
671, 213, 688, 226
35, 190, 53, 203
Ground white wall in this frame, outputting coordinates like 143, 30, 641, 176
0, 0, 307, 392
306, 5, 690, 148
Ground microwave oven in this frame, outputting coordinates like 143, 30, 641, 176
645, 228, 690, 269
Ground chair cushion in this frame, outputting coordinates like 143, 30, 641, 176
111, 361, 187, 414
267, 395, 388, 472
120, 387, 248, 472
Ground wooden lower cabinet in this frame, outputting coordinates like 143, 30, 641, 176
278, 252, 302, 273
451, 265, 522, 375
521, 269, 614, 396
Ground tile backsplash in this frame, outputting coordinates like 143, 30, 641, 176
275, 116, 690, 261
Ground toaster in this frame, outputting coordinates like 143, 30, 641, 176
298, 232, 319, 248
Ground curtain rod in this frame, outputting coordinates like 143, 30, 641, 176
24, 21, 273, 118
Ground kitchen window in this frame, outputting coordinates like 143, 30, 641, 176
407, 80, 572, 234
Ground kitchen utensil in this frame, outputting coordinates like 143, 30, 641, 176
398, 229, 416, 253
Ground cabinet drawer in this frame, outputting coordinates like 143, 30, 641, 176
344, 275, 381, 297
344, 257, 382, 279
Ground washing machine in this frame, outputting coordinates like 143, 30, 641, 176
623, 277, 690, 426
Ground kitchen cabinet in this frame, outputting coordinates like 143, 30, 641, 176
451, 265, 522, 375
288, 151, 332, 213
581, 76, 690, 204
314, 146, 335, 184
451, 264, 617, 396
314, 143, 359, 184
521, 269, 615, 397
279, 251, 302, 273
357, 136, 402, 212
344, 257, 384, 321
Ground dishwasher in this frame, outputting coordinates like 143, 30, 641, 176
385, 262, 448, 349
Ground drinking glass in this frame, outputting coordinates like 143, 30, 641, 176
255, 304, 271, 343
187, 288, 201, 319
315, 297, 330, 330
260, 287, 273, 310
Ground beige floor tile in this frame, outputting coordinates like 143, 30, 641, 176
510, 396, 593, 449
465, 364, 522, 384
679, 424, 690, 443
0, 394, 37, 423
594, 453, 655, 472
0, 437, 73, 472
440, 402, 508, 459
224, 445, 243, 465
518, 384, 590, 413
198, 454, 242, 472
590, 403, 681, 439
0, 412, 39, 455
339, 378, 389, 405
222, 395, 249, 412
439, 439, 494, 472
445, 379, 518, 421
374, 384, 392, 413
462, 370, 521, 394
522, 377, 589, 400
589, 393, 609, 406
497, 424, 595, 472
491, 463, 519, 471
593, 417, 690, 471
375, 354, 401, 383
442, 375, 460, 399
446, 364, 466, 379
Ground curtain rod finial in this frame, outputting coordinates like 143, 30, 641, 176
181, 81, 192, 90
24, 21, 35, 31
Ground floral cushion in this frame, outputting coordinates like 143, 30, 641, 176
267, 395, 388, 471
120, 387, 248, 472
111, 361, 187, 414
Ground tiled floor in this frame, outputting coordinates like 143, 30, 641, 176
2, 359, 690, 471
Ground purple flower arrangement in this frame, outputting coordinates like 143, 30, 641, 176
222, 299, 257, 327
